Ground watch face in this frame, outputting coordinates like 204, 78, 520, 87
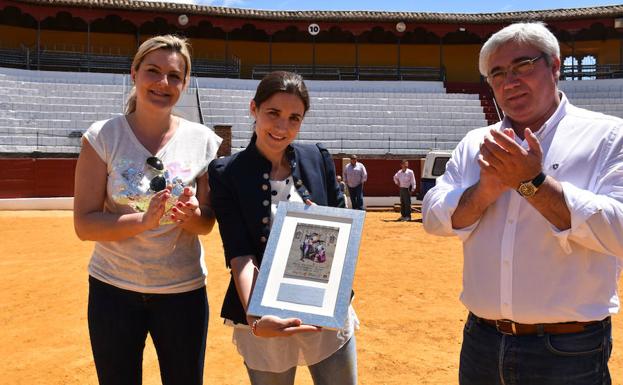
518, 183, 536, 197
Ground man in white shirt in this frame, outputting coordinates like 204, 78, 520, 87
423, 22, 623, 385
393, 160, 416, 221
343, 154, 368, 210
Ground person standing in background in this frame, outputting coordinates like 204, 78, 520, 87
393, 160, 416, 221
343, 154, 367, 210
336, 175, 350, 208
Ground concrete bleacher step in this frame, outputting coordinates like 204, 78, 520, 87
0, 133, 81, 149
0, 144, 81, 154
8, 110, 120, 121
200, 93, 479, 103
3, 103, 121, 114
3, 117, 109, 130
208, 115, 486, 126
0, 82, 124, 94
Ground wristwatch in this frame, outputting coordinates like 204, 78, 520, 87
516, 172, 546, 198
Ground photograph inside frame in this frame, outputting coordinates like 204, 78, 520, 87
283, 223, 340, 283
248, 201, 365, 328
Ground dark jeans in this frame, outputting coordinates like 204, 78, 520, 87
347, 184, 365, 210
460, 312, 612, 385
88, 276, 208, 385
399, 187, 412, 218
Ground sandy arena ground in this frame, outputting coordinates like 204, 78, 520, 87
1, 210, 621, 385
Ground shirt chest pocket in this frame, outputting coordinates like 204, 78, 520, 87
544, 159, 597, 191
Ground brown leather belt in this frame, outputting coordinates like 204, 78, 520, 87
473, 314, 608, 336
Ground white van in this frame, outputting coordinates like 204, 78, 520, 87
419, 150, 452, 199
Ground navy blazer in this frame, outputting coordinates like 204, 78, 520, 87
208, 136, 345, 324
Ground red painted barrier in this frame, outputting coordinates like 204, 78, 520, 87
0, 157, 422, 199
0, 158, 76, 198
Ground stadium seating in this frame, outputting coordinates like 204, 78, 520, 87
559, 79, 623, 119
3, 65, 622, 157
198, 78, 487, 155
0, 67, 125, 154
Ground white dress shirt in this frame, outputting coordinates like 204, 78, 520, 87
394, 168, 416, 190
343, 162, 367, 188
423, 93, 623, 323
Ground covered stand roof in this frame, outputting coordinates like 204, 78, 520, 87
10, 0, 623, 23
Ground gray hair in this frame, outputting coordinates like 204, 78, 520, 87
479, 22, 560, 76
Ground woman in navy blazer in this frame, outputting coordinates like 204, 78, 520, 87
208, 72, 357, 385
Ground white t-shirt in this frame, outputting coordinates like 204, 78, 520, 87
83, 115, 222, 294
231, 176, 358, 372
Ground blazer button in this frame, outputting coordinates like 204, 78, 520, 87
262, 217, 269, 224
263, 200, 270, 206
296, 180, 303, 186
263, 173, 270, 180
260, 236, 267, 243
303, 190, 309, 195
262, 184, 269, 191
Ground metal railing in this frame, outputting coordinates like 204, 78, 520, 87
228, 134, 459, 155
251, 64, 445, 81
561, 64, 623, 80
0, 47, 241, 78
194, 77, 204, 125
0, 128, 84, 154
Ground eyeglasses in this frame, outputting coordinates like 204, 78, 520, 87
146, 156, 166, 192
486, 54, 544, 87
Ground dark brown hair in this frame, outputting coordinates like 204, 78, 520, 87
253, 71, 310, 114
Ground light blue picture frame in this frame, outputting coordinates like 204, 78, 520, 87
247, 201, 366, 329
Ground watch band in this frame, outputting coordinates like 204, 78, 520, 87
531, 172, 546, 188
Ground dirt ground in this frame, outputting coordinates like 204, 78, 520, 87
0, 210, 621, 385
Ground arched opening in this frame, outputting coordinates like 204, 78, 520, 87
581, 55, 597, 80
563, 56, 579, 80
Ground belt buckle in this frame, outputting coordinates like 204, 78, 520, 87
495, 319, 517, 335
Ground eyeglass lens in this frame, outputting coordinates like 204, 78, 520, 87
489, 56, 541, 86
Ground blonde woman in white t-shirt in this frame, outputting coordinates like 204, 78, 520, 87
73, 35, 221, 385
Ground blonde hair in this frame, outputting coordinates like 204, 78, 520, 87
125, 35, 192, 114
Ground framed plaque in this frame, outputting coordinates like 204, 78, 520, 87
247, 201, 366, 329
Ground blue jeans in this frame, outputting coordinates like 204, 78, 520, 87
245, 336, 357, 385
88, 276, 208, 385
459, 312, 612, 385
347, 185, 365, 210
